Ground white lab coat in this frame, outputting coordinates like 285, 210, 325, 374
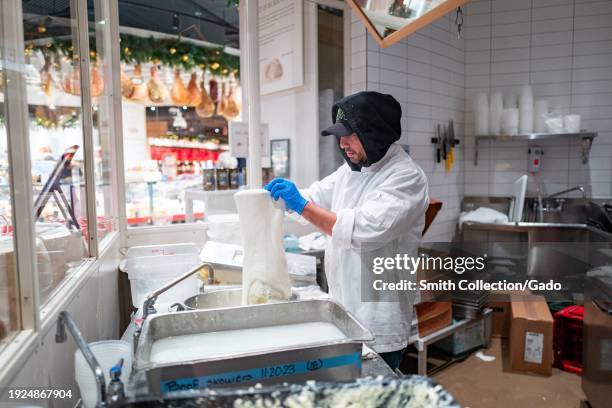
302, 144, 429, 352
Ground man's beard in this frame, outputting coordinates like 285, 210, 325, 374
344, 150, 364, 164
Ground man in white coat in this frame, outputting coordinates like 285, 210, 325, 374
265, 91, 429, 370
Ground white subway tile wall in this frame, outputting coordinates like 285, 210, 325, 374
356, 12, 467, 242
351, 10, 367, 93
349, 1, 612, 242
463, 0, 612, 199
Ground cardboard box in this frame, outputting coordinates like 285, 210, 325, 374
490, 300, 511, 337
510, 295, 554, 376
489, 290, 534, 338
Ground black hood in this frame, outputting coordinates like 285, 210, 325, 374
327, 91, 402, 171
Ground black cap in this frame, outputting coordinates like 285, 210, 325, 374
322, 92, 403, 171
321, 107, 353, 137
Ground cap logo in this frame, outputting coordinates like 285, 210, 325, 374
336, 107, 347, 122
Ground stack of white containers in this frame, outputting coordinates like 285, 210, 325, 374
474, 85, 582, 136
489, 91, 503, 135
519, 85, 533, 134
125, 243, 201, 309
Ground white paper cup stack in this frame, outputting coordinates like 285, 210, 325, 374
534, 99, 549, 133
474, 93, 489, 135
564, 114, 581, 133
489, 91, 503, 136
502, 108, 519, 135
519, 85, 533, 134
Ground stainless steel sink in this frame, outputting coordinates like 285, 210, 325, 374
458, 196, 612, 288
179, 287, 242, 310
524, 197, 612, 230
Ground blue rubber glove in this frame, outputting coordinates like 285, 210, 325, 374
264, 178, 309, 215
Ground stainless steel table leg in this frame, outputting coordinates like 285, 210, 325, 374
484, 309, 492, 348
417, 340, 427, 375
185, 194, 194, 223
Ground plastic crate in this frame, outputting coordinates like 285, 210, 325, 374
553, 305, 584, 375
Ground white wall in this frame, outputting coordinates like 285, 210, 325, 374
353, 11, 467, 242
463, 0, 612, 198
352, 0, 612, 241
1, 237, 122, 407
261, 2, 319, 187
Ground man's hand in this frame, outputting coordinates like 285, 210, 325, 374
264, 178, 309, 214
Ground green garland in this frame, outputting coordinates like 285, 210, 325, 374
29, 33, 239, 77
119, 35, 239, 75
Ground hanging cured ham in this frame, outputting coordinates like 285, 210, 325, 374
209, 78, 219, 104
126, 64, 148, 102
121, 70, 134, 98
186, 72, 201, 107
40, 58, 54, 97
62, 65, 81, 96
171, 69, 190, 105
147, 66, 168, 103
223, 83, 240, 119
196, 79, 215, 118
217, 82, 227, 117
90, 64, 105, 97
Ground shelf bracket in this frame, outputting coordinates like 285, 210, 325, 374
581, 137, 594, 164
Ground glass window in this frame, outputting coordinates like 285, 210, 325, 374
0, 7, 20, 347
118, 0, 242, 227
22, 0, 91, 304
88, 0, 118, 242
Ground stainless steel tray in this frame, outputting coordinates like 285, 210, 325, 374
131, 299, 373, 395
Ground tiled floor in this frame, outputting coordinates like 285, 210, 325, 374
431, 338, 585, 408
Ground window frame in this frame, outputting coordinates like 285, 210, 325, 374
0, 0, 125, 380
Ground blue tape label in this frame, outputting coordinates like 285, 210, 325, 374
160, 352, 361, 392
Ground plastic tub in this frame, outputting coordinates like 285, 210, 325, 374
75, 340, 132, 408
205, 213, 241, 245
125, 243, 201, 308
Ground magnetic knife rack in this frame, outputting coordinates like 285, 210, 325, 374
431, 120, 460, 163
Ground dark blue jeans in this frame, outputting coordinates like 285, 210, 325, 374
379, 349, 403, 370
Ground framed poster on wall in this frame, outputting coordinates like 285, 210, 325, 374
259, 0, 304, 95
271, 139, 290, 178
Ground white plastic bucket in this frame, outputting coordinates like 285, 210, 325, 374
75, 340, 132, 408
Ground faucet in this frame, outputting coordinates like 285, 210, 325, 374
534, 186, 587, 220
56, 311, 107, 407
133, 263, 214, 351
547, 186, 587, 199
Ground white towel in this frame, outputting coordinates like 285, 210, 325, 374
459, 207, 509, 229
